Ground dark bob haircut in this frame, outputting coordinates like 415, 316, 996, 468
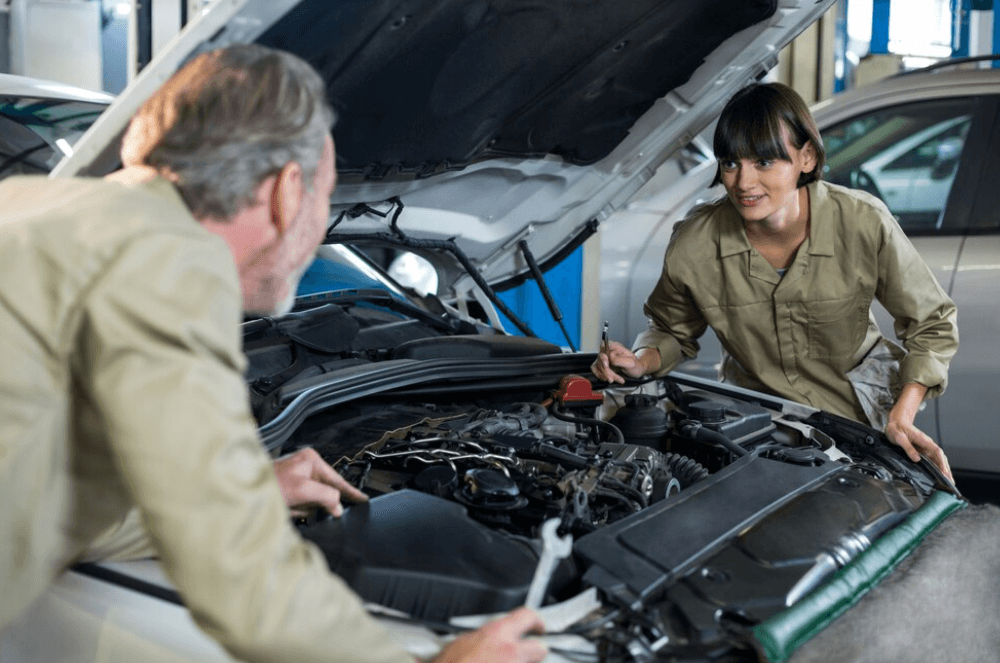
711, 82, 825, 188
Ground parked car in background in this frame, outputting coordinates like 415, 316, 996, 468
599, 56, 1000, 496
0, 73, 112, 181
2, 3, 972, 662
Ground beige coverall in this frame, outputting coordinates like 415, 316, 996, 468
635, 179, 959, 429
0, 175, 413, 663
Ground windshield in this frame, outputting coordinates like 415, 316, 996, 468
0, 96, 107, 179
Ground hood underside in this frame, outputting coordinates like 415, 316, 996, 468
257, 0, 777, 178
54, 0, 835, 294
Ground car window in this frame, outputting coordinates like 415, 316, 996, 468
821, 99, 972, 233
0, 96, 107, 180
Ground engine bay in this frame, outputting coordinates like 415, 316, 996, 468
241, 292, 948, 661
285, 371, 941, 661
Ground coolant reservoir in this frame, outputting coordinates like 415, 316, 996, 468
608, 393, 671, 451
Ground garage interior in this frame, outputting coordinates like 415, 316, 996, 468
2, 0, 997, 507
2, 0, 997, 342
1, 3, 998, 662
3, 1, 999, 100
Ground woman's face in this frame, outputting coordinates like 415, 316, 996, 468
718, 125, 816, 229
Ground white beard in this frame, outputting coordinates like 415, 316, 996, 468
265, 255, 314, 318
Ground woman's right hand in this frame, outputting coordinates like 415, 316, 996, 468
591, 341, 658, 384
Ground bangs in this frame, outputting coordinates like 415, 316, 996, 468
711, 82, 825, 188
713, 107, 790, 163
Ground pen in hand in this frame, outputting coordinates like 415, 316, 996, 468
601, 320, 609, 355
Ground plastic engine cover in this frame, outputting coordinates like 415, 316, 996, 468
299, 490, 539, 620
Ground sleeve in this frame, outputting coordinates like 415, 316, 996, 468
873, 208, 958, 399
633, 224, 708, 375
74, 231, 414, 663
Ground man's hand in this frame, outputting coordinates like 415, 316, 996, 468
591, 341, 660, 384
886, 383, 953, 483
431, 607, 547, 663
273, 447, 368, 517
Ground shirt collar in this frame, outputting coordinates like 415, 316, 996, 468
718, 201, 752, 258
716, 180, 837, 258
805, 180, 836, 256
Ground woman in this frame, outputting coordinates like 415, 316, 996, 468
592, 82, 958, 480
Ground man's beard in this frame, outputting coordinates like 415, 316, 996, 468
264, 254, 314, 317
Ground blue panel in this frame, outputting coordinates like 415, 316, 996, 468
952, 0, 971, 56
834, 0, 849, 93
871, 0, 891, 54
995, 5, 1000, 66
297, 256, 394, 295
496, 247, 583, 349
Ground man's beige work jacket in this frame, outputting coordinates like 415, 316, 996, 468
0, 176, 412, 663
635, 180, 959, 426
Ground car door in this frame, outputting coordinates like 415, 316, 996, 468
938, 96, 1000, 477
821, 94, 1000, 477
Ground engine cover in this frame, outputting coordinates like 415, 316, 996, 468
300, 490, 539, 620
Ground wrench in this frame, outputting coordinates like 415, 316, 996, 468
524, 517, 573, 609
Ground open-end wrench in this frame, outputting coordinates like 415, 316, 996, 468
524, 517, 573, 609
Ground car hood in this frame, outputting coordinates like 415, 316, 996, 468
54, 0, 834, 295
0, 73, 114, 104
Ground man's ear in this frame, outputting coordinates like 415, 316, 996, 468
270, 161, 304, 235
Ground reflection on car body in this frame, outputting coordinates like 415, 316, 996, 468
0, 73, 111, 180
825, 106, 970, 229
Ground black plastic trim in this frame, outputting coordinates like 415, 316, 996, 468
72, 563, 183, 606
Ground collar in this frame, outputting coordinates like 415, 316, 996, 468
718, 201, 752, 258
716, 180, 836, 258
804, 180, 835, 257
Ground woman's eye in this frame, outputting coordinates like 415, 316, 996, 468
756, 159, 774, 168
719, 160, 737, 171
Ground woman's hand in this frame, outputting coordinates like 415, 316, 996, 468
591, 341, 660, 384
885, 383, 953, 482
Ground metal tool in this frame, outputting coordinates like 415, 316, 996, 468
524, 517, 574, 609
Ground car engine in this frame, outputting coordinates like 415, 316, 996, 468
288, 369, 943, 662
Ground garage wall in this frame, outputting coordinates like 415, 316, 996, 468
774, 3, 841, 103
8, 0, 102, 90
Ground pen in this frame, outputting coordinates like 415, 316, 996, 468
601, 320, 609, 354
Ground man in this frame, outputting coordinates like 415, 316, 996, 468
0, 44, 546, 663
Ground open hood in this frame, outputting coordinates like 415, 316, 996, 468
54, 0, 834, 298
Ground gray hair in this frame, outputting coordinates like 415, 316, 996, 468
121, 43, 336, 219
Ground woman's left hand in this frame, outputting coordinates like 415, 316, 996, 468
885, 383, 953, 483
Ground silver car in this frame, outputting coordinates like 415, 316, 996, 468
0, 73, 112, 180
600, 57, 1000, 494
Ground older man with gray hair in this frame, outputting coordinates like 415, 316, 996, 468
0, 44, 546, 663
